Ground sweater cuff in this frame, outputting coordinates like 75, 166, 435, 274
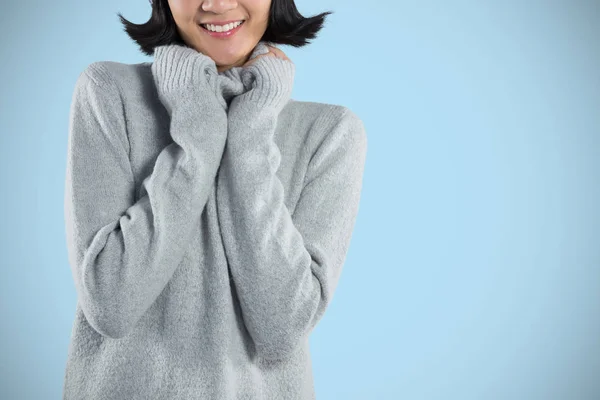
152, 44, 220, 101
239, 54, 295, 110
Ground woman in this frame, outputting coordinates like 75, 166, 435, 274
63, 0, 367, 398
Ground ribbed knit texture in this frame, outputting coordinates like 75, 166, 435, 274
63, 40, 367, 400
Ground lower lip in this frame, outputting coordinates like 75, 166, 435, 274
199, 21, 245, 38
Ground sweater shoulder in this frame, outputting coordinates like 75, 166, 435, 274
78, 60, 153, 95
286, 100, 366, 145
286, 100, 347, 123
70, 61, 146, 155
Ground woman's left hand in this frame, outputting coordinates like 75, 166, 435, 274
242, 45, 293, 68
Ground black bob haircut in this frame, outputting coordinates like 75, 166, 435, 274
117, 0, 333, 56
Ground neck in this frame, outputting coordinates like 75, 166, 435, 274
216, 53, 253, 74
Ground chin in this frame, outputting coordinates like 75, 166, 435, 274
213, 54, 247, 69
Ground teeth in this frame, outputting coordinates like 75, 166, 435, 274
201, 21, 243, 33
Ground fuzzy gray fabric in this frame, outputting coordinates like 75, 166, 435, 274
63, 40, 367, 399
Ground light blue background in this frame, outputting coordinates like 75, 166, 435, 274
1, 0, 599, 399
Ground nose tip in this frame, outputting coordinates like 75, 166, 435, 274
201, 0, 238, 13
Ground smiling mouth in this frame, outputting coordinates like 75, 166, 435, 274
199, 20, 245, 33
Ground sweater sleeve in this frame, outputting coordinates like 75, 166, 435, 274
216, 103, 367, 360
64, 51, 227, 339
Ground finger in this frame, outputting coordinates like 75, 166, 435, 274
267, 45, 286, 59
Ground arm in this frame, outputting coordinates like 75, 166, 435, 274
64, 45, 227, 339
216, 55, 368, 360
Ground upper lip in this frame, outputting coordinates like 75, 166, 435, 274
200, 19, 244, 25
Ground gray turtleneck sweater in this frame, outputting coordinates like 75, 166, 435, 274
62, 41, 367, 400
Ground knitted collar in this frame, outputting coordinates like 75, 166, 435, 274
215, 40, 272, 107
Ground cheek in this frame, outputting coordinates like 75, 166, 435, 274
245, 0, 272, 18
168, 0, 185, 13
169, 0, 197, 19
